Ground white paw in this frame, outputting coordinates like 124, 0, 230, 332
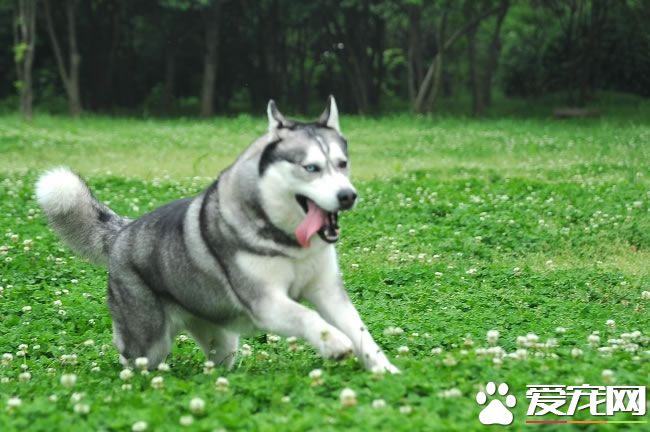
366, 352, 401, 374
476, 382, 516, 425
318, 327, 353, 360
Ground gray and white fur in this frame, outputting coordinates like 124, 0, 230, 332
36, 96, 398, 374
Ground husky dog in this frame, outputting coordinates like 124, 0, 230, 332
36, 97, 398, 373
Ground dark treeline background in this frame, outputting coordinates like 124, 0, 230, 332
2, 0, 649, 119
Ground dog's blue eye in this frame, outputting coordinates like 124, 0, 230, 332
304, 164, 320, 173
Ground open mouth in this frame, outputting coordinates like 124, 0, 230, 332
295, 194, 339, 248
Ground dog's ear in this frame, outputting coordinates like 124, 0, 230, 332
319, 95, 341, 133
267, 100, 287, 131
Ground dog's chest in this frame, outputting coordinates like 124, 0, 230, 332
235, 247, 335, 299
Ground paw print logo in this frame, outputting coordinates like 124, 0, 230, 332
476, 382, 517, 425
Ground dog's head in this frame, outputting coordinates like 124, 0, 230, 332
257, 96, 356, 248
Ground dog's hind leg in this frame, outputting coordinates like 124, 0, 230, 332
186, 320, 239, 369
108, 272, 175, 369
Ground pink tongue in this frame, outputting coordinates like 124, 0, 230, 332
295, 200, 328, 248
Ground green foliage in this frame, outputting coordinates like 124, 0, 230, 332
12, 43, 27, 64
0, 105, 649, 430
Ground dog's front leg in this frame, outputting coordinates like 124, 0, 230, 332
305, 278, 400, 374
248, 292, 354, 360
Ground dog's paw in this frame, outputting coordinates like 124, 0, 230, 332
318, 327, 353, 360
365, 352, 401, 374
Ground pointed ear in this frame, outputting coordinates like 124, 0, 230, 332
267, 100, 288, 131
319, 95, 341, 133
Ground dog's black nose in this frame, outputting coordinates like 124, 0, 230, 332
337, 189, 357, 209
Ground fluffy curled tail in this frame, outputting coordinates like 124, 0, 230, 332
36, 168, 130, 266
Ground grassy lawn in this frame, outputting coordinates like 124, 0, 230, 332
1, 103, 649, 431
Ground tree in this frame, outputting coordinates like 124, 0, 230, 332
199, 0, 224, 117
43, 0, 82, 116
13, 0, 37, 120
413, 1, 502, 113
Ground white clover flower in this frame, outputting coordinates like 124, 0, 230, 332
641, 291, 650, 300
189, 397, 205, 415
486, 330, 499, 345
134, 357, 149, 370
571, 348, 583, 358
121, 384, 132, 391
240, 344, 252, 357
372, 399, 386, 409
22, 306, 32, 313
157, 362, 170, 372
588, 333, 600, 346
70, 392, 84, 403
399, 405, 413, 414
83, 339, 94, 347
397, 345, 409, 355
339, 388, 357, 407
430, 347, 443, 355
48, 395, 58, 402
7, 397, 21, 409
601, 369, 615, 383
516, 336, 527, 347
598, 346, 613, 355
53, 300, 62, 307
526, 333, 539, 345
287, 336, 298, 352
1, 353, 12, 365
151, 376, 164, 389
606, 319, 616, 328
370, 365, 386, 379
443, 354, 457, 367
119, 368, 134, 381
267, 334, 281, 344
179, 415, 194, 426
309, 368, 324, 386
132, 421, 148, 432
73, 403, 90, 414
60, 373, 77, 388
203, 361, 215, 375
383, 326, 404, 336
555, 327, 567, 334
18, 372, 31, 382
439, 388, 462, 398
281, 396, 291, 403
60, 354, 78, 365
545, 338, 559, 348
515, 348, 528, 360
215, 376, 229, 391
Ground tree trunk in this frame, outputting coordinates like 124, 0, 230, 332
414, 5, 499, 113
162, 49, 176, 115
414, 10, 449, 113
481, 0, 509, 107
14, 0, 37, 121
466, 21, 484, 115
66, 0, 82, 116
44, 0, 83, 117
407, 4, 423, 105
200, 0, 223, 118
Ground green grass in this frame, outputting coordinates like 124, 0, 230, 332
1, 101, 649, 431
